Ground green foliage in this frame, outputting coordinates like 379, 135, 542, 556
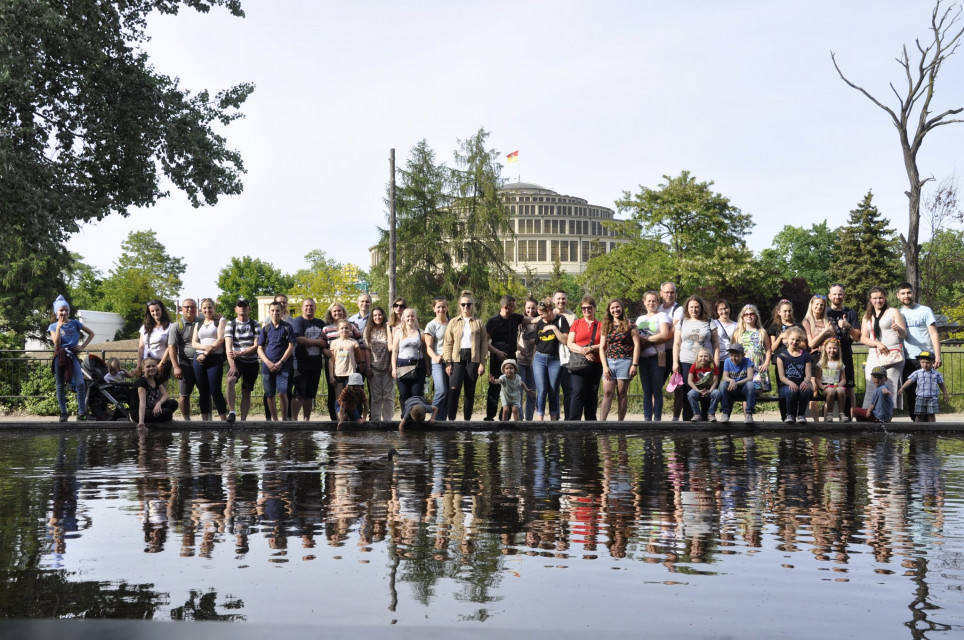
530, 260, 582, 304
759, 222, 838, 293
216, 256, 293, 319
920, 229, 964, 313
0, 0, 250, 340
65, 253, 106, 312
21, 362, 64, 417
289, 250, 367, 317
100, 230, 186, 337
580, 237, 673, 306
828, 191, 904, 300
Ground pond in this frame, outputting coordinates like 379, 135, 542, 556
0, 428, 962, 637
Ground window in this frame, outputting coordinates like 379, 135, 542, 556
534, 219, 541, 234
570, 241, 579, 261
550, 240, 560, 262
568, 220, 575, 234
560, 240, 569, 262
505, 240, 515, 261
538, 241, 547, 262
582, 241, 590, 262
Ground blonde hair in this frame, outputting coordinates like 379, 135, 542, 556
818, 338, 841, 369
107, 358, 122, 375
733, 304, 763, 344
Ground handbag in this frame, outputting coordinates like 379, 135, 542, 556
397, 359, 421, 381
566, 322, 598, 373
876, 348, 904, 369
753, 369, 771, 392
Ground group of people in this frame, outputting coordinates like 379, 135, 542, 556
48, 279, 949, 426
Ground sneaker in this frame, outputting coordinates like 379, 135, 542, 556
709, 415, 717, 423
720, 413, 730, 424
691, 415, 702, 422
77, 414, 88, 421
744, 413, 754, 424
796, 415, 807, 424
841, 415, 851, 422
784, 415, 795, 424
59, 414, 68, 423
227, 411, 236, 424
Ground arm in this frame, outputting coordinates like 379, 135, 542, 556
424, 330, 442, 363
928, 324, 943, 368
136, 331, 146, 371
760, 332, 773, 370
672, 330, 682, 373
225, 332, 238, 378
892, 309, 907, 339
137, 385, 148, 427
860, 319, 886, 350
630, 327, 641, 379
276, 342, 294, 373
78, 324, 95, 351
478, 322, 489, 376
391, 337, 401, 379
710, 330, 720, 369
649, 318, 670, 345
800, 361, 812, 392
211, 318, 226, 352
776, 357, 796, 390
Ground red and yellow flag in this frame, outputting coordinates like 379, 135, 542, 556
506, 150, 519, 163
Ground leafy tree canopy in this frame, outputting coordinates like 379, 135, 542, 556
759, 221, 838, 294
216, 257, 293, 319
289, 250, 367, 318
828, 191, 904, 301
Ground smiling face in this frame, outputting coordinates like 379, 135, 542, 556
524, 300, 538, 317
331, 305, 346, 321
434, 300, 448, 318
181, 300, 197, 322
829, 285, 845, 309
787, 333, 805, 351
717, 303, 730, 320
402, 308, 417, 326
371, 309, 385, 326
56, 306, 69, 322
459, 297, 473, 317
811, 297, 826, 317
609, 301, 623, 319
200, 300, 215, 320
357, 295, 372, 315
644, 293, 659, 313
302, 299, 316, 319
898, 287, 915, 306
148, 304, 163, 323
337, 322, 351, 339
660, 284, 676, 307
741, 307, 759, 328
696, 350, 711, 367
553, 291, 568, 313
779, 304, 793, 323
870, 290, 886, 309
825, 341, 839, 360
687, 300, 701, 319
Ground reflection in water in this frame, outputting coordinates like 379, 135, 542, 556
0, 430, 962, 634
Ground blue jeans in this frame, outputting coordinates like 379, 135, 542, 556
688, 388, 721, 418
639, 355, 664, 420
721, 383, 757, 415
53, 355, 86, 417
779, 384, 813, 418
532, 352, 561, 417
518, 363, 536, 420
193, 353, 227, 415
431, 362, 449, 422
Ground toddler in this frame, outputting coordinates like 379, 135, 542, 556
898, 351, 948, 422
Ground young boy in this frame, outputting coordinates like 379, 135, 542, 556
257, 301, 295, 421
854, 366, 894, 423
337, 372, 369, 427
720, 343, 756, 424
398, 395, 438, 431
488, 359, 535, 421
687, 348, 721, 422
899, 351, 948, 422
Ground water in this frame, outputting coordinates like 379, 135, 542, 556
0, 428, 963, 637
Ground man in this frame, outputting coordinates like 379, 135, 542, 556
166, 299, 198, 420
348, 293, 372, 334
485, 295, 524, 420
257, 301, 295, 421
898, 282, 942, 421
658, 282, 685, 419
825, 283, 861, 421
262, 293, 292, 420
554, 290, 576, 420
224, 298, 260, 422
290, 298, 328, 421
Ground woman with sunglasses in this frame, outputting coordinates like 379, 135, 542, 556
531, 298, 570, 421
733, 304, 773, 394
443, 291, 489, 421
567, 295, 603, 420
387, 297, 408, 353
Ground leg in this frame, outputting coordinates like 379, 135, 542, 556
53, 358, 68, 418
240, 389, 251, 421
687, 389, 702, 419
532, 353, 549, 420
193, 357, 212, 420
519, 364, 536, 421
546, 356, 561, 419
616, 379, 630, 420
462, 363, 480, 421
447, 361, 466, 421
277, 370, 291, 421
226, 373, 238, 414
486, 353, 504, 420
743, 383, 757, 415
431, 362, 449, 422
569, 368, 587, 421
678, 363, 693, 421
559, 366, 573, 420
70, 357, 87, 417
207, 355, 227, 418
583, 365, 601, 421
600, 377, 616, 421
510, 405, 520, 421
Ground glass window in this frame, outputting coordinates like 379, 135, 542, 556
538, 241, 547, 262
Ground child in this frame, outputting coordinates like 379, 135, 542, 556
488, 359, 536, 421
855, 367, 894, 423
814, 338, 845, 421
398, 395, 438, 431
776, 326, 813, 424
720, 343, 756, 424
104, 358, 133, 384
687, 348, 721, 422
329, 319, 363, 413
899, 351, 948, 422
133, 357, 178, 429
337, 373, 369, 427
257, 301, 295, 421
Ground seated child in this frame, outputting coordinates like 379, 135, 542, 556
813, 338, 845, 422
720, 343, 756, 424
854, 366, 893, 423
104, 358, 133, 384
776, 326, 813, 424
398, 395, 438, 431
488, 359, 535, 421
337, 373, 369, 427
132, 357, 178, 428
898, 351, 948, 423
687, 348, 721, 422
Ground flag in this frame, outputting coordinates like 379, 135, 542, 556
506, 150, 519, 163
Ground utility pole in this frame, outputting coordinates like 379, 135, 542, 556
388, 148, 397, 304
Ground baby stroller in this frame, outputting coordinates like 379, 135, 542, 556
82, 354, 133, 421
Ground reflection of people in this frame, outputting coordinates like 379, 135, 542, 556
133, 358, 178, 428
49, 295, 94, 422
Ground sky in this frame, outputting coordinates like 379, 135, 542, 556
66, 0, 964, 302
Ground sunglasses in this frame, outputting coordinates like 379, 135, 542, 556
460, 302, 473, 307
743, 312, 756, 317
582, 306, 594, 310
393, 303, 406, 308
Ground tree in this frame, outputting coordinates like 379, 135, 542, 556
101, 230, 187, 337
216, 257, 293, 319
289, 250, 367, 316
65, 254, 106, 312
832, 0, 964, 291
0, 0, 251, 338
615, 170, 755, 293
827, 191, 904, 300
920, 229, 964, 311
759, 222, 839, 294
580, 236, 673, 310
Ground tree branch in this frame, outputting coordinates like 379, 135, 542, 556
831, 51, 901, 124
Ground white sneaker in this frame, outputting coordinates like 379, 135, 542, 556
744, 413, 754, 424
784, 415, 795, 424
796, 415, 807, 424
720, 413, 730, 423
691, 415, 702, 422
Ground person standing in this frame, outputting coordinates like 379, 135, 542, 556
859, 287, 906, 411
672, 296, 719, 422
258, 301, 295, 421
349, 293, 372, 334
137, 300, 173, 382
898, 283, 943, 421
191, 298, 228, 422
567, 295, 603, 421
424, 297, 450, 421
290, 298, 328, 421
49, 295, 94, 422
825, 284, 861, 421
634, 291, 670, 421
484, 295, 524, 421
167, 299, 198, 421
553, 290, 576, 420
365, 306, 395, 421
532, 299, 570, 421
658, 282, 685, 418
443, 291, 489, 421
224, 299, 260, 423
515, 297, 540, 421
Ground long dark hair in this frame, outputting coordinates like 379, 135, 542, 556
143, 299, 172, 333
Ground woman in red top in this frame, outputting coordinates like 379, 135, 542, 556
566, 295, 603, 420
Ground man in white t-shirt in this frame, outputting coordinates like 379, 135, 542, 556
898, 282, 942, 421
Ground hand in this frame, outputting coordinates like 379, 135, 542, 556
227, 366, 238, 379
446, 365, 452, 376
477, 364, 485, 376
603, 368, 613, 382
788, 381, 799, 392
172, 365, 182, 380
728, 381, 737, 392
152, 404, 162, 416
527, 389, 536, 397
800, 381, 810, 393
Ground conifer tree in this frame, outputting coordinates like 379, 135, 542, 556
828, 191, 904, 300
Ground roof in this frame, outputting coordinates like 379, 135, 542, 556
500, 181, 555, 193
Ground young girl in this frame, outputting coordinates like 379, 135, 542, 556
686, 347, 721, 422
134, 357, 178, 428
713, 299, 738, 363
600, 298, 642, 421
49, 295, 95, 422
331, 319, 363, 409
803, 295, 835, 356
364, 306, 395, 421
104, 358, 133, 384
392, 307, 425, 405
776, 326, 813, 424
814, 338, 845, 421
423, 297, 450, 421
337, 372, 369, 427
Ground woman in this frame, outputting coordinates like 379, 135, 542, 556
392, 307, 426, 405
49, 295, 94, 422
672, 296, 719, 421
191, 298, 228, 421
424, 297, 450, 421
364, 306, 394, 421
732, 304, 773, 394
859, 287, 907, 409
387, 296, 408, 352
600, 298, 641, 421
531, 299, 570, 421
515, 297, 540, 421
803, 294, 835, 355
443, 291, 489, 421
567, 295, 603, 420
633, 291, 670, 421
713, 299, 738, 364
138, 299, 173, 381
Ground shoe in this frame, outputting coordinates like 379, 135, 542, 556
720, 413, 730, 424
227, 411, 236, 424
691, 415, 702, 422
796, 415, 807, 424
744, 413, 754, 424
483, 417, 495, 422
59, 414, 68, 423
709, 415, 717, 423
841, 416, 851, 422
784, 415, 795, 424
77, 414, 88, 421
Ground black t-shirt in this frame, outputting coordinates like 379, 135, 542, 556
290, 316, 327, 371
535, 315, 570, 357
131, 377, 162, 412
486, 312, 524, 354
767, 322, 804, 357
825, 306, 859, 353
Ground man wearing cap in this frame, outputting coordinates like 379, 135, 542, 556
719, 343, 756, 424
224, 298, 260, 422
898, 283, 943, 421
167, 299, 198, 420
290, 298, 328, 421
